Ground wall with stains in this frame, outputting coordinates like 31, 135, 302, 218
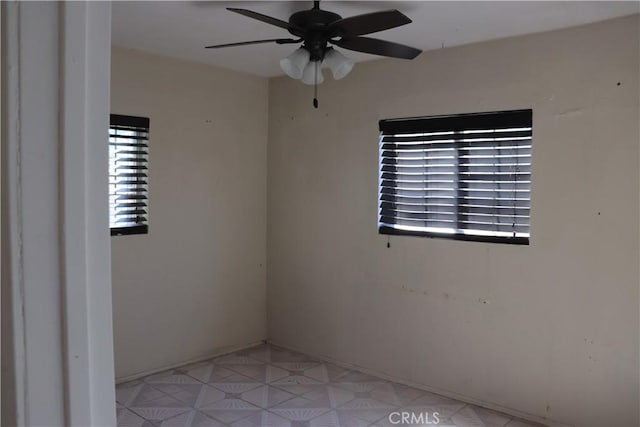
111, 48, 268, 379
267, 15, 639, 427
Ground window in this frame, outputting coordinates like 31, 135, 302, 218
378, 109, 532, 245
109, 114, 150, 236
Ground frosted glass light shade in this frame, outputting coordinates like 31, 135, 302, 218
280, 48, 310, 79
323, 48, 354, 80
301, 61, 324, 85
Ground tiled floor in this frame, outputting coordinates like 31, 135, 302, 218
116, 343, 548, 427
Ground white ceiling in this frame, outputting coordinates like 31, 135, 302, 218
112, 1, 639, 77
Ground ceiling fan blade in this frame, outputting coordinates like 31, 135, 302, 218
334, 37, 422, 59
329, 10, 411, 37
205, 38, 300, 49
227, 8, 304, 36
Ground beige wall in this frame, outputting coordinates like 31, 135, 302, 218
111, 48, 268, 379
267, 15, 639, 427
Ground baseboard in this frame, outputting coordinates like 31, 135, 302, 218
115, 340, 266, 384
267, 340, 573, 427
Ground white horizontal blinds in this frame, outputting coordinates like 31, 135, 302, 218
379, 110, 532, 244
109, 114, 150, 236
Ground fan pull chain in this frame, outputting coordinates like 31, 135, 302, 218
313, 61, 319, 109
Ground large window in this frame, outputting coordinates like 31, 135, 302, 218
378, 109, 532, 245
109, 114, 150, 236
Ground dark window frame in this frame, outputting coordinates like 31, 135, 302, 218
109, 114, 150, 237
378, 109, 532, 246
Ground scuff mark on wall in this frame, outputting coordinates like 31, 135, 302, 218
554, 108, 584, 118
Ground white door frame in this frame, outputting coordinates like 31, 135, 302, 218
1, 2, 116, 426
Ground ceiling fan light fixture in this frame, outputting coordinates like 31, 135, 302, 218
323, 48, 354, 80
208, 2, 423, 105
301, 60, 324, 85
280, 47, 310, 79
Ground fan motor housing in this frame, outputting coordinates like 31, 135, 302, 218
289, 9, 341, 61
289, 9, 341, 30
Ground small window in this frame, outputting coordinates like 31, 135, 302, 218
109, 114, 150, 236
378, 109, 532, 245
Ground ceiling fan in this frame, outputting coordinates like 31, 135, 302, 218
205, 0, 422, 107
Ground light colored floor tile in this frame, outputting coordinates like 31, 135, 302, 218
199, 398, 259, 412
505, 419, 550, 427
208, 382, 263, 394
193, 384, 227, 408
116, 383, 145, 406
337, 371, 382, 383
307, 409, 341, 427
230, 411, 292, 427
159, 410, 227, 427
117, 408, 155, 427
451, 405, 486, 427
389, 383, 428, 406
153, 383, 207, 406
271, 383, 326, 396
265, 365, 292, 383
468, 404, 513, 427
324, 363, 351, 382
270, 375, 325, 387
241, 385, 296, 408
272, 396, 331, 410
214, 354, 264, 365
145, 369, 201, 385
129, 394, 192, 424
295, 384, 352, 409
410, 391, 463, 407
269, 407, 332, 422
115, 343, 548, 427
331, 409, 372, 427
266, 361, 327, 388
209, 373, 257, 384
199, 406, 260, 425
127, 384, 170, 406
129, 406, 192, 424
268, 347, 317, 363
225, 364, 269, 382
183, 362, 237, 384
337, 407, 394, 423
